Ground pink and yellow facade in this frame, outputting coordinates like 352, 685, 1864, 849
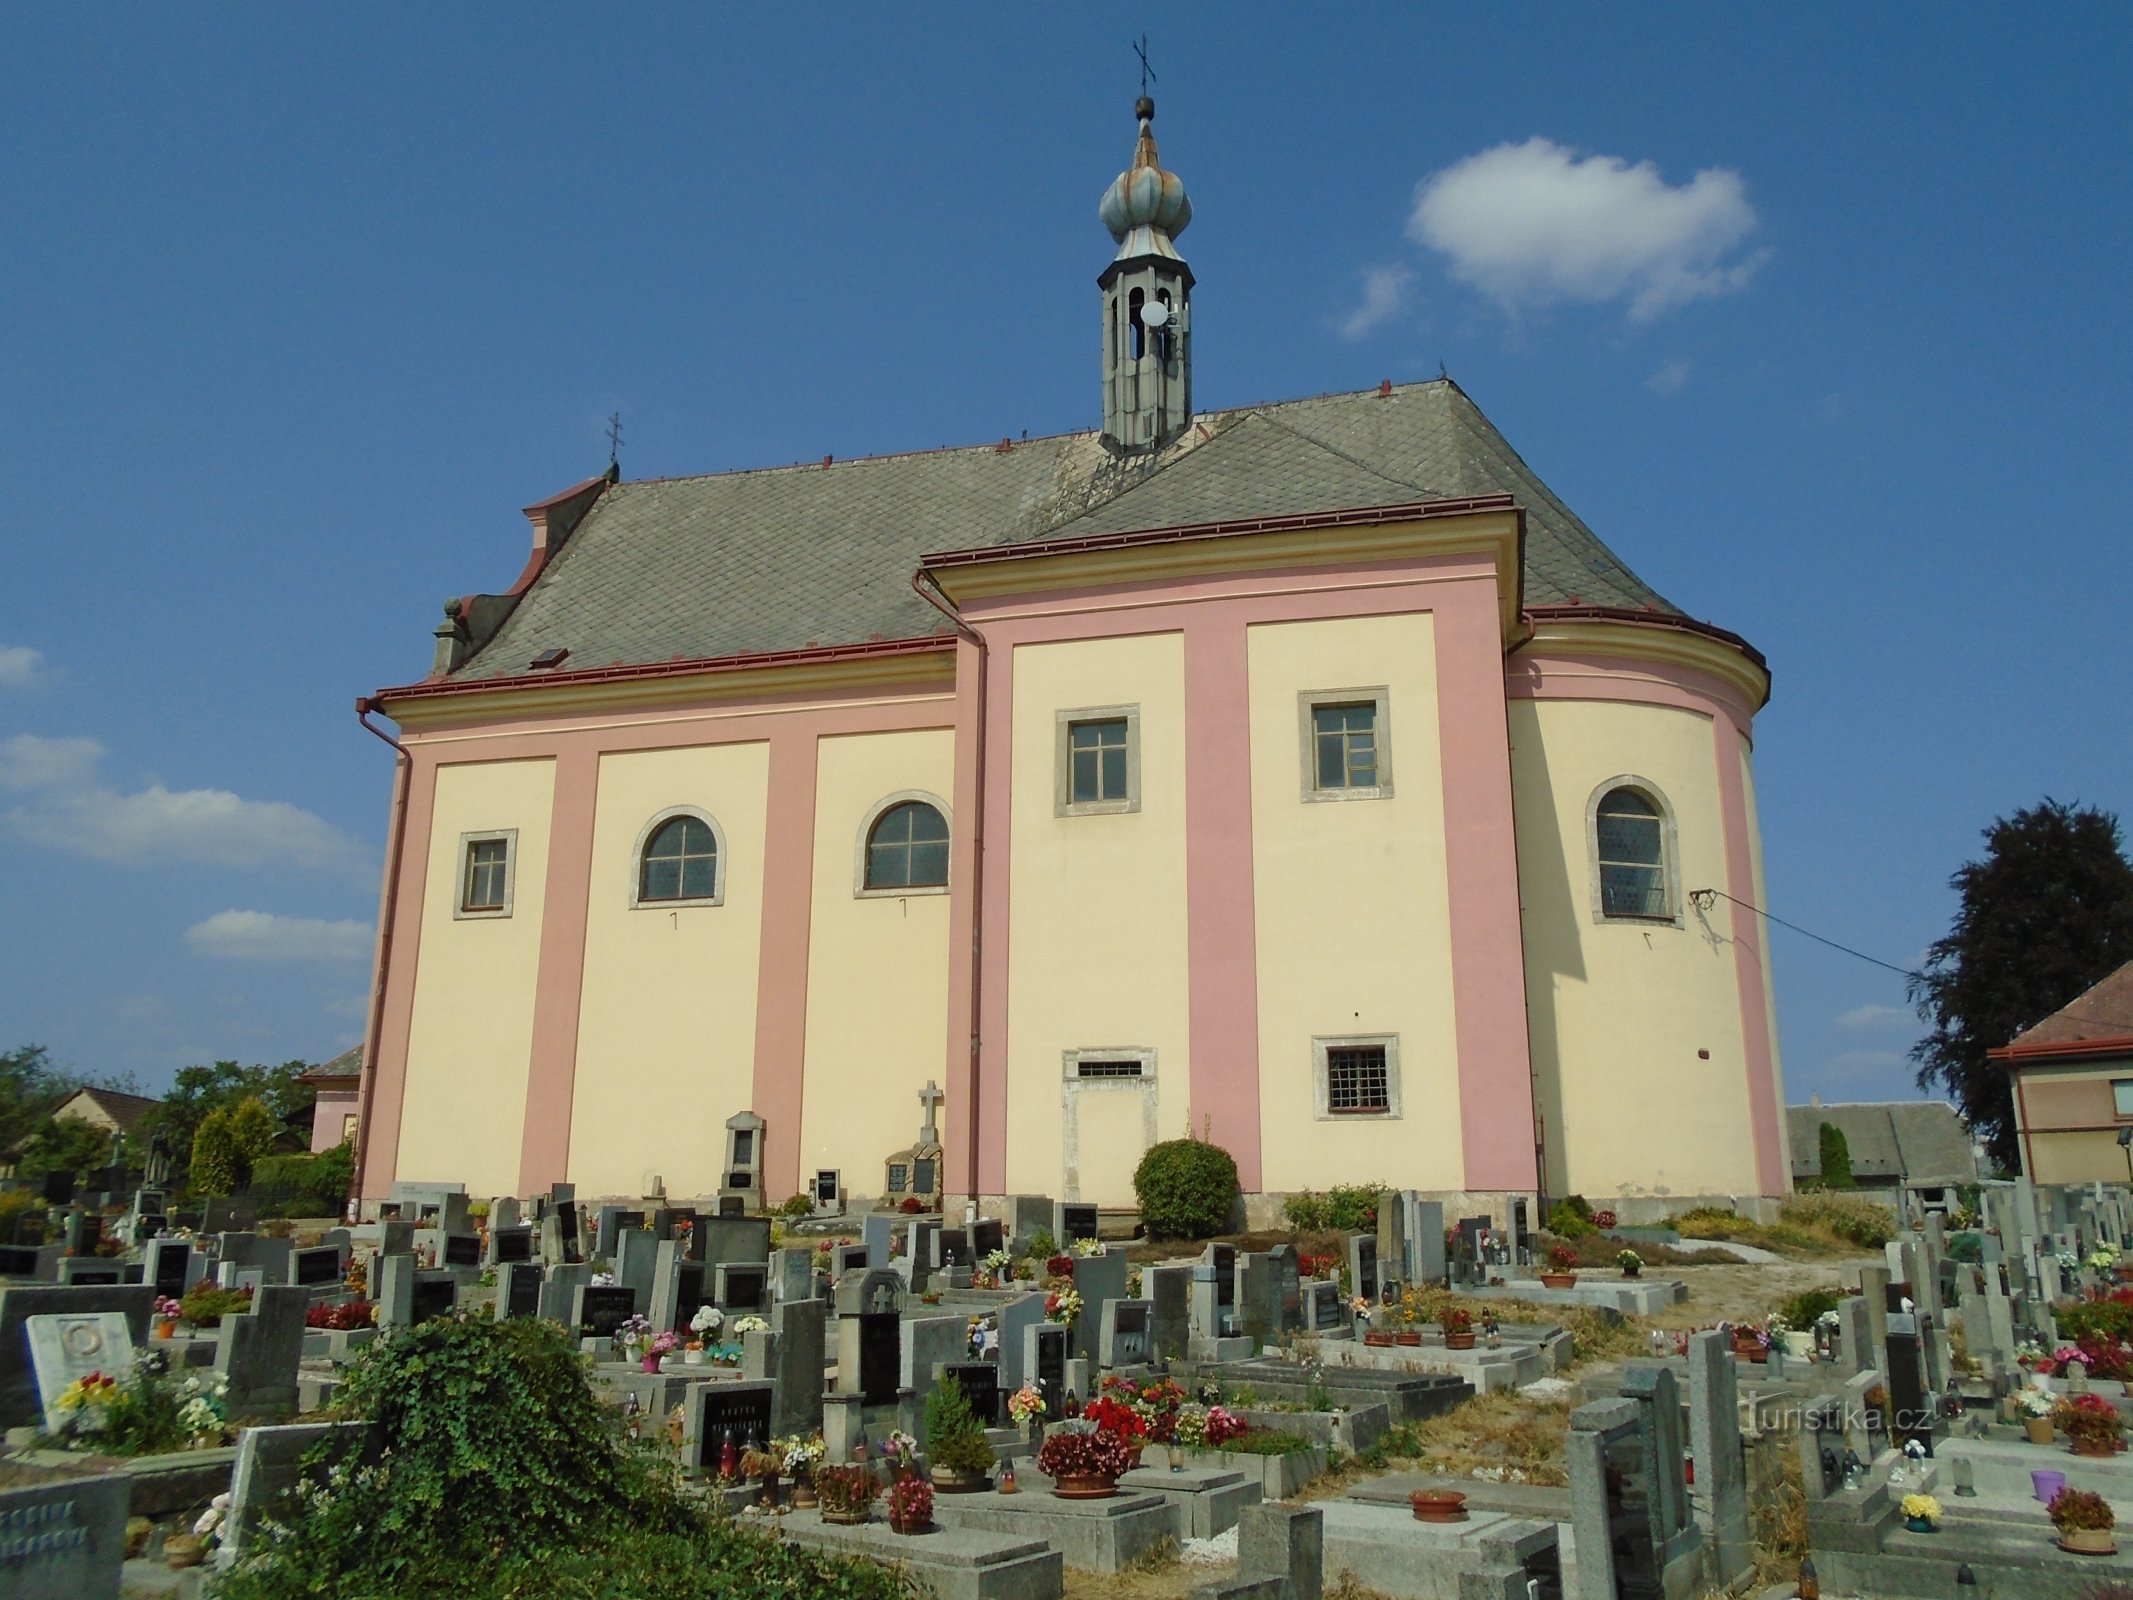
350, 103, 1786, 1223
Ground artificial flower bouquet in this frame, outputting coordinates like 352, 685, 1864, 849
690, 1304, 725, 1339
1008, 1384, 1047, 1426
1900, 1492, 1941, 1528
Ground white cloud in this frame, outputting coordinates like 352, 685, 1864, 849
1338, 264, 1415, 340
186, 910, 374, 964
1827, 1050, 1904, 1075
1409, 137, 1765, 320
0, 644, 46, 688
0, 733, 364, 871
1838, 1004, 1912, 1032
1646, 359, 1692, 394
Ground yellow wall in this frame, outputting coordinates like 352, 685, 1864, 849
1510, 698, 1760, 1199
2018, 1059, 2133, 1185
800, 729, 957, 1194
568, 742, 770, 1196
398, 759, 554, 1195
1005, 633, 1191, 1200
1247, 613, 1465, 1192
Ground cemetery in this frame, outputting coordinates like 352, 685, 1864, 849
6, 1142, 2133, 1600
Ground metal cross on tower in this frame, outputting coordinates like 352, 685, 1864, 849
606, 412, 624, 473
1132, 34, 1156, 97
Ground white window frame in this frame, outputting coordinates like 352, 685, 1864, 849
1585, 775, 1682, 928
628, 806, 726, 910
853, 790, 953, 898
1060, 1047, 1160, 1202
1297, 687, 1394, 802
1054, 704, 1142, 817
453, 828, 517, 920
2113, 1080, 2133, 1119
1311, 1033, 1402, 1121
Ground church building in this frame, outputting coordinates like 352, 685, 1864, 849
350, 100, 1789, 1223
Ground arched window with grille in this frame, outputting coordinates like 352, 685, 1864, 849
631, 809, 723, 907
1590, 781, 1677, 923
857, 794, 951, 895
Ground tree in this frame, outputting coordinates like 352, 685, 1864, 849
1817, 1122, 1855, 1189
15, 1116, 117, 1187
137, 1059, 310, 1181
0, 1045, 70, 1157
224, 1096, 280, 1189
189, 1106, 240, 1197
1911, 799, 2133, 1170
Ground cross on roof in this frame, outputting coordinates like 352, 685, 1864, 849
1132, 34, 1155, 97
918, 1079, 944, 1143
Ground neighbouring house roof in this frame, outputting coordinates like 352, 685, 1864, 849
50, 1086, 161, 1140
301, 1047, 362, 1087
1788, 1100, 1980, 1188
1995, 961, 2133, 1060
430, 379, 1681, 686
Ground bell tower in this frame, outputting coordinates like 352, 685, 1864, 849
1098, 97, 1193, 454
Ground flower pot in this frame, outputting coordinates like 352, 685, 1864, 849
1051, 1473, 1119, 1500
683, 1349, 706, 1366
1445, 1332, 1476, 1350
790, 1475, 818, 1510
1905, 1516, 1937, 1533
154, 1320, 175, 1341
889, 1516, 934, 1535
1539, 1273, 1576, 1290
1395, 1331, 1422, 1346
930, 1467, 990, 1494
2059, 1528, 2117, 1555
1411, 1490, 1468, 1524
165, 1535, 205, 1569
2027, 1417, 2057, 1445
1363, 1331, 1397, 1347
820, 1508, 869, 1525
2032, 1469, 2067, 1503
2072, 1437, 2119, 1458
640, 1354, 663, 1373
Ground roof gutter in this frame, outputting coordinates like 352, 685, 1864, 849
911, 569, 987, 1203
350, 697, 411, 1214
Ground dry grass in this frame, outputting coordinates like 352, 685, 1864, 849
1324, 1573, 1403, 1600
1063, 1555, 1207, 1600
1334, 1390, 1577, 1489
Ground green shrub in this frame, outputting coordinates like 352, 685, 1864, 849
1817, 1122, 1856, 1189
1027, 1227, 1057, 1261
2057, 1296, 2133, 1347
1546, 1200, 1597, 1239
1778, 1287, 1843, 1330
216, 1312, 914, 1600
777, 1193, 815, 1219
188, 1107, 239, 1198
251, 1143, 353, 1217
1134, 1138, 1239, 1240
1558, 1194, 1594, 1222
924, 1374, 997, 1474
1947, 1232, 1983, 1264
1281, 1184, 1386, 1234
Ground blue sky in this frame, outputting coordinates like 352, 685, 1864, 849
2, 9, 2128, 1114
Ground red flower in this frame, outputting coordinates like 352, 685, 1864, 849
1081, 1397, 1147, 1443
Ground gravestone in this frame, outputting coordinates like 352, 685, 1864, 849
1026, 1322, 1069, 1418
812, 1168, 842, 1215
375, 1253, 417, 1329
1884, 1313, 1930, 1448
700, 1215, 772, 1268
684, 1379, 775, 1474
1376, 1192, 1407, 1296
572, 1284, 636, 1340
834, 1267, 906, 1318
1304, 1279, 1345, 1334
0, 1472, 130, 1600
1057, 1202, 1100, 1244
1838, 1294, 1873, 1375
1348, 1235, 1379, 1304
614, 1228, 660, 1304
293, 1245, 344, 1289
1237, 1254, 1277, 1346
901, 1314, 968, 1392
716, 1262, 769, 1313
1069, 1246, 1129, 1365
1268, 1244, 1302, 1332
407, 1276, 457, 1326
535, 1263, 589, 1325
57, 1261, 126, 1287
835, 1244, 869, 1278
1205, 1243, 1237, 1329
771, 1297, 827, 1437
1006, 1194, 1055, 1249
0, 1246, 42, 1278
940, 1362, 1002, 1429
970, 1217, 1005, 1262
936, 1230, 974, 1270
551, 1199, 582, 1263
1100, 1298, 1152, 1367
1686, 1331, 1751, 1583
25, 1312, 134, 1430
1412, 1197, 1447, 1286
216, 1286, 309, 1419
221, 1420, 381, 1567
719, 1109, 767, 1217
854, 1311, 901, 1406
441, 1233, 481, 1269
862, 1213, 894, 1268
594, 1207, 643, 1261
487, 1226, 534, 1267
1568, 1397, 1652, 1600
996, 1290, 1047, 1392
773, 1246, 814, 1306
498, 1261, 543, 1319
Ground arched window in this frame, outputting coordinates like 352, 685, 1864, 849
1594, 785, 1669, 920
864, 800, 949, 892
638, 813, 719, 904
1128, 287, 1146, 360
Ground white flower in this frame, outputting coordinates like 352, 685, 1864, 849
691, 1305, 724, 1336
732, 1315, 769, 1336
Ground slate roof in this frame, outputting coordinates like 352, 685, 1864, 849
52, 1087, 162, 1139
1787, 1101, 1980, 1188
2002, 961, 2133, 1052
302, 1047, 363, 1084
450, 379, 1677, 682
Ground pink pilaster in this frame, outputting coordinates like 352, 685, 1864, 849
943, 636, 985, 1198
1712, 717, 1787, 1195
516, 747, 600, 1194
355, 751, 438, 1198
750, 730, 820, 1203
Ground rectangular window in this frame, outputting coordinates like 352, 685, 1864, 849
341, 1114, 359, 1143
1075, 1059, 1146, 1079
1298, 688, 1393, 801
1312, 1033, 1402, 1120
453, 829, 517, 919
2114, 1080, 2133, 1118
1054, 704, 1142, 816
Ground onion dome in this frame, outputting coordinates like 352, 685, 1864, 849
1098, 96, 1191, 249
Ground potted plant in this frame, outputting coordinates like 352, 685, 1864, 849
1442, 1306, 1476, 1350
887, 1473, 935, 1534
2019, 1386, 2057, 1445
1616, 1248, 1643, 1280
814, 1464, 877, 1525
153, 1295, 182, 1339
1900, 1492, 1941, 1533
741, 1446, 783, 1506
926, 1375, 999, 1491
1008, 1383, 1047, 1441
2049, 1487, 2117, 1554
1411, 1489, 1468, 1524
1361, 1298, 1395, 1347
1732, 1320, 1771, 1365
780, 1433, 825, 1507
642, 1330, 678, 1373
1539, 1243, 1578, 1290
2056, 1393, 2125, 1457
689, 1304, 724, 1357
1037, 1424, 1136, 1498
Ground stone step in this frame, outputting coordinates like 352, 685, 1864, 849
929, 1474, 1177, 1571
779, 1507, 1062, 1600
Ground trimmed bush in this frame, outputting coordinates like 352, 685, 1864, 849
1134, 1138, 1240, 1240
1546, 1200, 1597, 1239
251, 1142, 353, 1218
923, 1374, 996, 1474
1817, 1122, 1856, 1189
1281, 1183, 1387, 1233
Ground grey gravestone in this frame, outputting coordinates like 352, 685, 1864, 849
1068, 1247, 1129, 1365
1006, 1195, 1054, 1247
940, 1361, 1002, 1428
0, 1471, 130, 1600
25, 1312, 134, 1430
701, 1216, 772, 1267
1267, 1244, 1303, 1332
1237, 1254, 1277, 1345
862, 1213, 894, 1268
216, 1286, 309, 1420
57, 1261, 126, 1287
833, 1268, 905, 1319
222, 1420, 379, 1565
1057, 1202, 1099, 1243
901, 1313, 968, 1392
1306, 1279, 1346, 1334
614, 1229, 659, 1302
535, 1263, 588, 1324
773, 1246, 814, 1306
1413, 1198, 1446, 1286
375, 1254, 417, 1329
1144, 1264, 1190, 1359
1348, 1235, 1379, 1304
835, 1244, 869, 1277
996, 1290, 1047, 1392
684, 1380, 774, 1472
572, 1285, 636, 1339
1687, 1331, 1751, 1582
1100, 1299, 1152, 1367
1026, 1322, 1069, 1418
771, 1298, 827, 1437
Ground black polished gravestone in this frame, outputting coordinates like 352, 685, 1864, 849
690, 1383, 775, 1472
442, 1234, 481, 1268
77, 1214, 104, 1254
0, 1246, 40, 1277
718, 1264, 767, 1313
41, 1170, 75, 1206
937, 1231, 974, 1270
294, 1246, 343, 1287
492, 1227, 534, 1265
857, 1311, 901, 1407
940, 1362, 1001, 1427
68, 1265, 124, 1285
553, 1200, 582, 1263
410, 1277, 457, 1325
1884, 1315, 1932, 1451
505, 1265, 543, 1319
971, 1218, 1005, 1261
1032, 1324, 1068, 1419
576, 1286, 637, 1339
151, 1243, 192, 1296
1352, 1237, 1379, 1304
1059, 1203, 1099, 1244
1209, 1244, 1237, 1310
1310, 1281, 1345, 1332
